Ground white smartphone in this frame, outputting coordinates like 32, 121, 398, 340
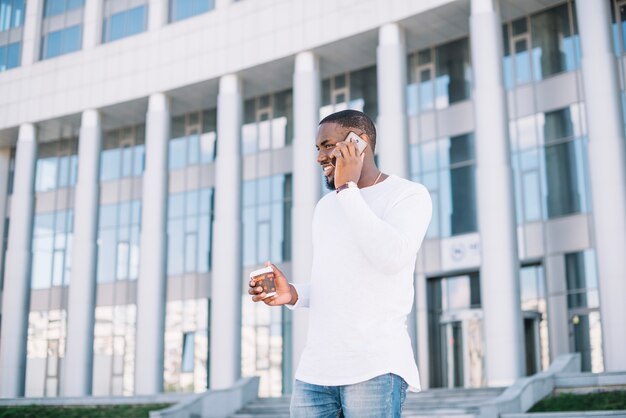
345, 131, 368, 155
250, 266, 276, 299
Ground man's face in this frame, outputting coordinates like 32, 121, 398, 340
315, 122, 351, 190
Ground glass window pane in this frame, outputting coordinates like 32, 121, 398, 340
181, 332, 195, 372
184, 233, 197, 272
101, 148, 121, 181
167, 219, 184, 276
168, 193, 184, 219
197, 216, 210, 272
435, 38, 471, 108
169, 137, 186, 170
108, 11, 126, 41
44, 0, 65, 17
97, 228, 116, 282
36, 157, 58, 191
126, 5, 146, 36
133, 144, 145, 175
44, 29, 64, 58
62, 25, 82, 55
116, 242, 129, 279
531, 4, 578, 80
7, 42, 20, 69
449, 165, 477, 235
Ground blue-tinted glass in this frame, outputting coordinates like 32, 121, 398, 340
181, 332, 195, 372
169, 137, 186, 170
133, 144, 145, 175
0, 45, 5, 71
57, 155, 70, 187
131, 201, 141, 225
187, 134, 199, 166
7, 42, 20, 69
34, 212, 55, 236
62, 25, 82, 54
197, 216, 209, 272
69, 154, 78, 186
199, 188, 211, 214
257, 221, 270, 264
32, 248, 53, 288
514, 39, 531, 85
167, 219, 183, 275
186, 190, 199, 216
406, 83, 418, 116
271, 202, 283, 262
168, 193, 184, 219
172, 0, 191, 21
242, 207, 256, 266
118, 201, 131, 226
12, 0, 24, 27
101, 148, 121, 181
242, 180, 255, 207
108, 11, 126, 41
44, 29, 63, 59
200, 132, 215, 163
0, 1, 10, 30
184, 232, 197, 272
121, 146, 133, 177
531, 4, 577, 81
257, 177, 271, 205
99, 204, 117, 228
44, 0, 65, 17
66, 0, 83, 11
129, 225, 140, 279
126, 5, 146, 36
185, 215, 197, 233
36, 157, 58, 191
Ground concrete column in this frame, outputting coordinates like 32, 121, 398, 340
20, 0, 43, 65
0, 124, 37, 397
291, 51, 320, 380
149, 0, 169, 30
0, 148, 10, 286
210, 74, 243, 389
82, 0, 104, 49
215, 0, 233, 9
376, 23, 409, 178
470, 0, 524, 386
135, 93, 169, 395
64, 110, 102, 396
575, 0, 626, 372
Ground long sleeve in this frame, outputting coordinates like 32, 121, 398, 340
286, 282, 311, 310
335, 183, 432, 274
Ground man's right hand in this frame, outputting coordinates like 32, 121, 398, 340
248, 261, 298, 306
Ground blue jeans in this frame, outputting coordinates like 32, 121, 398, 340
290, 373, 408, 418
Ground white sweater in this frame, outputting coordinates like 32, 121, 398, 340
289, 175, 432, 392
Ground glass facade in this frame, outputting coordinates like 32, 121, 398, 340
101, 125, 145, 181
170, 0, 214, 22
167, 189, 213, 276
407, 38, 472, 113
41, 0, 84, 59
31, 210, 73, 289
170, 109, 217, 169
410, 133, 477, 238
320, 66, 377, 120
25, 309, 67, 397
97, 201, 141, 283
242, 91, 293, 156
164, 299, 210, 392
611, 0, 626, 55
241, 174, 292, 396
35, 139, 78, 193
510, 104, 590, 223
565, 250, 604, 373
92, 304, 136, 395
0, 0, 24, 71
503, 1, 580, 88
102, 0, 147, 43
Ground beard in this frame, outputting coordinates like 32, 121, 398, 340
324, 175, 335, 191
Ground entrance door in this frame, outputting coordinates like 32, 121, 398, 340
523, 311, 541, 376
438, 309, 485, 388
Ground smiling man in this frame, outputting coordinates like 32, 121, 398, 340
249, 109, 432, 417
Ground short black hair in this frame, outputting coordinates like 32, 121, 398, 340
319, 109, 377, 152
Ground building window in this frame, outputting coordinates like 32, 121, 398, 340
502, 1, 580, 88
410, 133, 477, 238
611, 0, 626, 55
97, 201, 141, 282
164, 299, 210, 392
510, 104, 590, 223
167, 188, 213, 276
0, 0, 24, 71
31, 210, 73, 289
242, 91, 293, 156
101, 125, 145, 181
565, 250, 604, 373
25, 309, 67, 397
35, 139, 78, 193
92, 305, 136, 395
170, 109, 217, 170
170, 0, 214, 22
102, 0, 147, 43
40, 0, 84, 59
407, 38, 472, 113
320, 67, 378, 120
242, 174, 292, 266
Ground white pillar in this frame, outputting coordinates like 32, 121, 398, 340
291, 51, 320, 380
470, 0, 524, 386
215, 0, 232, 9
135, 93, 169, 395
210, 74, 243, 389
82, 0, 103, 49
0, 124, 37, 397
149, 0, 169, 30
0, 148, 10, 284
575, 0, 626, 372
376, 23, 409, 178
64, 110, 101, 396
20, 0, 43, 65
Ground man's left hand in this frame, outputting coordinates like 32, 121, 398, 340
332, 139, 364, 188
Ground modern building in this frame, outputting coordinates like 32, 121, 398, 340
0, 0, 625, 400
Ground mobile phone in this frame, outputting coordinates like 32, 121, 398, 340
250, 266, 276, 299
345, 131, 368, 155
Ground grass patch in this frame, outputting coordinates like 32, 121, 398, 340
0, 403, 172, 418
530, 391, 626, 412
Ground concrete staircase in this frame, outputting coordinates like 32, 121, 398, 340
229, 387, 505, 418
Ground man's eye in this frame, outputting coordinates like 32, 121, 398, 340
325, 144, 335, 149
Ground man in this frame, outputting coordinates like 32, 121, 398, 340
249, 109, 432, 417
